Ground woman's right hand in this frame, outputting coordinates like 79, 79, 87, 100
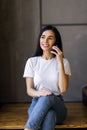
38, 87, 52, 97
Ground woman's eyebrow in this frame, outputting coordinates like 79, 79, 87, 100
48, 35, 55, 38
41, 34, 55, 37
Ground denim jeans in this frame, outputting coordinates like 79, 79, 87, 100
24, 94, 67, 130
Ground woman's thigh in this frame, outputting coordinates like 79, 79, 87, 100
28, 97, 38, 115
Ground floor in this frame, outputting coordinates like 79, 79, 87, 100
0, 102, 87, 129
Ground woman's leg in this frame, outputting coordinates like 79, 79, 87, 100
53, 95, 67, 124
41, 95, 67, 130
25, 94, 67, 130
28, 98, 38, 116
41, 109, 56, 130
24, 98, 38, 129
24, 95, 55, 130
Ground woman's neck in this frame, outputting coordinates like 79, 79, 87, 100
42, 52, 53, 60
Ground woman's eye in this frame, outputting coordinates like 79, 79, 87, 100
48, 37, 53, 40
41, 36, 45, 39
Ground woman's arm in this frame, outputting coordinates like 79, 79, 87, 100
58, 61, 69, 93
26, 77, 52, 97
51, 46, 69, 94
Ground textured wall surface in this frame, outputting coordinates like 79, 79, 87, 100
41, 0, 87, 101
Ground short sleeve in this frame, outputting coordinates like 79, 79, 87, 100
23, 58, 34, 78
64, 58, 71, 76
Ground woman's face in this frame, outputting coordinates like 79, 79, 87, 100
40, 30, 56, 52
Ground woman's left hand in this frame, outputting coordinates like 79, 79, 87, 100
51, 46, 63, 63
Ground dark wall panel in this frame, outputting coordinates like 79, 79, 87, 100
0, 0, 40, 103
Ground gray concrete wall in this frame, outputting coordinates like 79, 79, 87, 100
41, 0, 87, 101
0, 0, 87, 102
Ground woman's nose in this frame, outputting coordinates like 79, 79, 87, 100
44, 38, 48, 43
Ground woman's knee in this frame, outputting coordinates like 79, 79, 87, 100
39, 94, 54, 104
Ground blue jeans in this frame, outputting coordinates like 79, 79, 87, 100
24, 94, 67, 130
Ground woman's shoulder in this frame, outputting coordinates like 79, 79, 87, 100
28, 56, 39, 61
26, 56, 40, 65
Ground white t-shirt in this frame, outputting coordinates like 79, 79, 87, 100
23, 56, 71, 95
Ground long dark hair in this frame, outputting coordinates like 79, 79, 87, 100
33, 25, 63, 57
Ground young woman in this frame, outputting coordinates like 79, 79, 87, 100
23, 25, 71, 130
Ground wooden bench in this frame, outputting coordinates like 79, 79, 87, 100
0, 102, 87, 129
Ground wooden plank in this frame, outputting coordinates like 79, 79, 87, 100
0, 103, 28, 129
0, 102, 87, 129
